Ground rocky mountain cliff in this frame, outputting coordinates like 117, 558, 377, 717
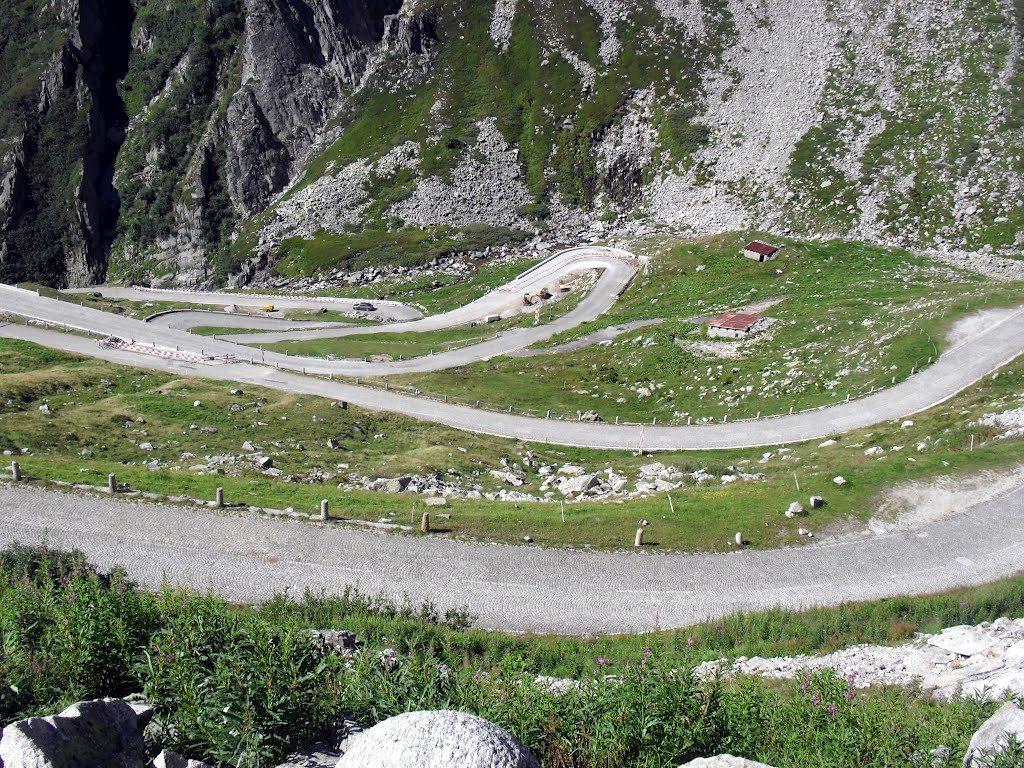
0, 0, 1022, 287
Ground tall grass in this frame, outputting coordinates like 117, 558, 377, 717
1, 544, 1019, 768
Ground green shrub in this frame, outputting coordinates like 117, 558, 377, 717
0, 543, 1017, 767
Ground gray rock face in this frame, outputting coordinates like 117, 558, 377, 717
337, 710, 539, 768
678, 757, 777, 768
225, 86, 292, 218
225, 0, 435, 216
0, 698, 152, 768
962, 702, 1024, 768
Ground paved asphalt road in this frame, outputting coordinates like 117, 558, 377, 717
2, 248, 640, 377
0, 483, 1021, 633
64, 286, 423, 323
0, 304, 1021, 451
213, 247, 639, 344
153, 311, 347, 332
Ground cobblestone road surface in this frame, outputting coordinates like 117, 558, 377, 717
0, 484, 1021, 633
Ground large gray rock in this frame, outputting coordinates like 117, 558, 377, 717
0, 698, 152, 768
336, 710, 538, 768
384, 476, 412, 494
558, 474, 603, 495
930, 625, 1002, 657
679, 757, 777, 768
962, 701, 1024, 767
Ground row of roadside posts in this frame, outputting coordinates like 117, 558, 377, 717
9, 462, 740, 546
7, 463, 436, 531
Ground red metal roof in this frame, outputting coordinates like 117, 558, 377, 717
743, 241, 780, 257
710, 313, 763, 331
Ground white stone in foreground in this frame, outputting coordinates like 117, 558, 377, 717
962, 701, 1024, 767
0, 698, 151, 768
337, 710, 538, 768
679, 756, 777, 768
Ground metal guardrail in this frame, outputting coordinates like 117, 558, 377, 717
129, 285, 409, 308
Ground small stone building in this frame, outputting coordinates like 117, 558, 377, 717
741, 241, 780, 262
708, 312, 764, 339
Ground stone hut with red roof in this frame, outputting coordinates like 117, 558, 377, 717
741, 240, 781, 262
707, 312, 765, 339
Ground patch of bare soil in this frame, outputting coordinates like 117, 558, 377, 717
866, 464, 1024, 535
737, 294, 789, 313
946, 307, 1019, 348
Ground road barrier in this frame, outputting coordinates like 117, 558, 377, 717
130, 285, 409, 308
98, 336, 218, 363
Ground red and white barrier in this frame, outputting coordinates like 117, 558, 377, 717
98, 336, 215, 363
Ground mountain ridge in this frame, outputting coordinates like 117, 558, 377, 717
0, 0, 1021, 288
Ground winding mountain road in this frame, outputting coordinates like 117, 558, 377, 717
0, 482, 1021, 633
2, 245, 1023, 450
3, 248, 1024, 632
3, 247, 640, 377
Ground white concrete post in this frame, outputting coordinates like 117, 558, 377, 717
634, 528, 644, 547
320, 499, 329, 521
11, 461, 21, 481
421, 512, 430, 533
216, 487, 224, 507
107, 473, 117, 493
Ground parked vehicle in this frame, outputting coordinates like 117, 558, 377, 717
353, 302, 377, 312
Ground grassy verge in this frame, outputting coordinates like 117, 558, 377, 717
262, 317, 529, 360
2, 543, 1019, 768
1, 335, 1023, 551
385, 234, 1023, 423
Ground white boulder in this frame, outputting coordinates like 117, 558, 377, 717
336, 710, 539, 768
962, 701, 1024, 767
557, 474, 603, 495
0, 698, 151, 768
929, 625, 1003, 658
679, 756, 777, 767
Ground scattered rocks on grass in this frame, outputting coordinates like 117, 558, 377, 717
696, 617, 1024, 702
